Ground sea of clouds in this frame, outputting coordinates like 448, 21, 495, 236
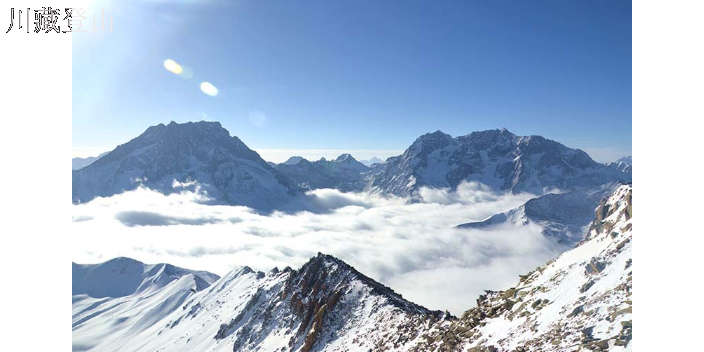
72, 181, 563, 314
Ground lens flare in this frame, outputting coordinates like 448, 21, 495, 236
200, 82, 219, 97
163, 59, 183, 75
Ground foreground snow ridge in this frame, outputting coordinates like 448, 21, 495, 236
410, 184, 632, 352
72, 186, 632, 352
72, 253, 446, 352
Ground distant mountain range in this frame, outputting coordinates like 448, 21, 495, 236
72, 185, 633, 352
605, 156, 632, 173
73, 121, 631, 210
72, 152, 108, 170
359, 156, 384, 166
274, 154, 369, 192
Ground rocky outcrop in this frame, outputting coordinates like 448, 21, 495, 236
202, 253, 445, 352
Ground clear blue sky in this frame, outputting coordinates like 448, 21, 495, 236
73, 0, 631, 162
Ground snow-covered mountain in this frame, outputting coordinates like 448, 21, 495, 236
275, 154, 369, 192
359, 157, 384, 167
606, 156, 632, 173
615, 156, 632, 165
72, 124, 629, 207
72, 152, 108, 170
367, 129, 631, 197
72, 121, 300, 209
282, 156, 306, 165
72, 185, 632, 352
73, 254, 445, 352
458, 182, 621, 246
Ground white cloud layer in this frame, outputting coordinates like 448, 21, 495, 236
72, 182, 562, 314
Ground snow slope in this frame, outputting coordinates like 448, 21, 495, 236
72, 257, 219, 298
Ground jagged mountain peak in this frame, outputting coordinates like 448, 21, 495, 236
606, 156, 633, 173
275, 153, 368, 191
407, 130, 455, 154
423, 129, 453, 138
87, 121, 263, 170
139, 120, 227, 141
463, 127, 517, 140
333, 153, 355, 162
370, 128, 630, 196
283, 156, 306, 165
73, 253, 445, 351
290, 253, 439, 315
138, 121, 248, 151
457, 128, 519, 150
332, 153, 368, 171
73, 121, 300, 208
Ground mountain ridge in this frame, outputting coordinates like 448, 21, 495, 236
367, 128, 631, 196
275, 154, 369, 192
605, 156, 632, 173
72, 152, 109, 170
73, 252, 446, 352
72, 122, 630, 215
